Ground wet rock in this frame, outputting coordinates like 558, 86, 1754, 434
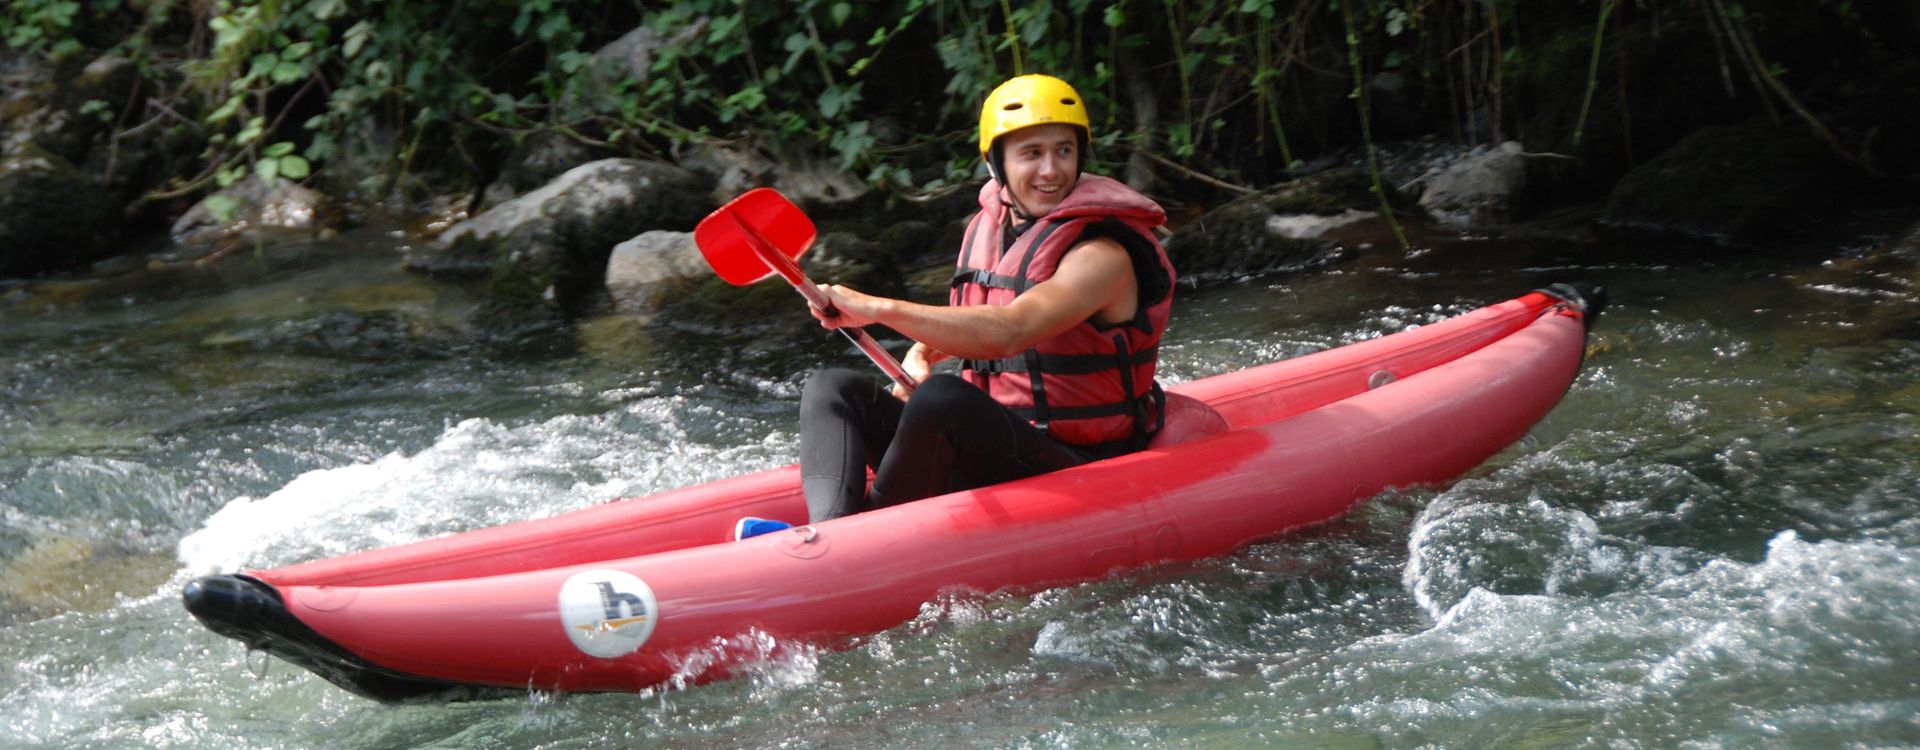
680, 142, 776, 206
170, 176, 340, 248
0, 146, 118, 276
558, 21, 702, 119
2, 55, 139, 165
482, 132, 608, 211
413, 158, 711, 310
605, 230, 707, 316
1836, 57, 1920, 181
1889, 219, 1920, 257
312, 116, 408, 207
809, 229, 904, 296
585, 22, 705, 95
1164, 167, 1410, 281
1416, 141, 1530, 227
1599, 120, 1875, 247
681, 142, 869, 211
0, 534, 174, 624
773, 153, 869, 211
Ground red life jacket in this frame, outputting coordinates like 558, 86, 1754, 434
950, 174, 1176, 449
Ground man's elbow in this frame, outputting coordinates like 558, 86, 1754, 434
969, 320, 1041, 360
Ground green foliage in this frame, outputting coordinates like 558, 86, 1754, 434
1, 0, 89, 57
11, 0, 1696, 201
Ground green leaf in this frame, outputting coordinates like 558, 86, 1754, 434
207, 95, 244, 123
343, 21, 372, 58
305, 133, 336, 161
831, 2, 852, 27
364, 60, 392, 87
263, 141, 295, 157
278, 155, 311, 180
248, 53, 278, 79
306, 0, 346, 20
536, 13, 570, 43
1104, 5, 1126, 27
830, 119, 875, 169
236, 116, 265, 146
1386, 8, 1408, 36
817, 83, 862, 119
204, 194, 243, 224
271, 60, 305, 84
256, 158, 280, 181
723, 85, 767, 112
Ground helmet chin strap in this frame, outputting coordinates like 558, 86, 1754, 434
984, 152, 1038, 222
1003, 196, 1037, 222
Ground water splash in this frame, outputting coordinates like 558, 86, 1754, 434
177, 398, 796, 575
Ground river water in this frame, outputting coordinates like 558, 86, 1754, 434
2, 216, 1917, 749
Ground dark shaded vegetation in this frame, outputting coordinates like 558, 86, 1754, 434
3, 0, 1918, 276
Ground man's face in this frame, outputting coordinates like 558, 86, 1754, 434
999, 123, 1080, 217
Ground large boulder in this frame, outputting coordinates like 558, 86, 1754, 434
1599, 120, 1875, 246
1164, 167, 1412, 281
1416, 141, 1530, 227
413, 159, 711, 310
0, 146, 118, 276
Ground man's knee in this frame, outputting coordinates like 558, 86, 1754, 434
900, 374, 986, 423
803, 368, 873, 404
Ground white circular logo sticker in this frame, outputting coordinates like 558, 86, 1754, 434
558, 570, 659, 658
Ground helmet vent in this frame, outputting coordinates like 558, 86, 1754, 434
1002, 102, 1024, 111
1061, 98, 1076, 105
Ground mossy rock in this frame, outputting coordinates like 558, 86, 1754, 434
1599, 120, 1875, 247
0, 146, 118, 276
0, 535, 175, 623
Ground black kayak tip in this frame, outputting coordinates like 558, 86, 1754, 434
1539, 281, 1608, 329
181, 573, 495, 703
181, 573, 284, 640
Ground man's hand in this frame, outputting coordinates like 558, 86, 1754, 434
893, 342, 942, 399
811, 284, 886, 329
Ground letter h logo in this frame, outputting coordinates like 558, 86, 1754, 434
595, 581, 647, 620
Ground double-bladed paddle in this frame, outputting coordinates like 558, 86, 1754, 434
694, 188, 917, 392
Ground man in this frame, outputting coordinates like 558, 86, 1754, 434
737, 74, 1175, 539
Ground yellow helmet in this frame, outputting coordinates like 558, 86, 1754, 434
978, 74, 1091, 156
978, 74, 1091, 184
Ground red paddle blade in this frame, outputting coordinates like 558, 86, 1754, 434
694, 188, 816, 286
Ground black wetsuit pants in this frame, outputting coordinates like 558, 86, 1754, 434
798, 368, 1100, 522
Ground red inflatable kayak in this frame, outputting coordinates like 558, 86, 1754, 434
183, 284, 1604, 701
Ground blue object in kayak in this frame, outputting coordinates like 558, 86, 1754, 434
733, 517, 792, 540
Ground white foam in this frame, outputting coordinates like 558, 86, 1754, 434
176, 399, 795, 575
1265, 209, 1376, 239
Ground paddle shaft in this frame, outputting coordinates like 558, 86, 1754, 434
723, 208, 918, 393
